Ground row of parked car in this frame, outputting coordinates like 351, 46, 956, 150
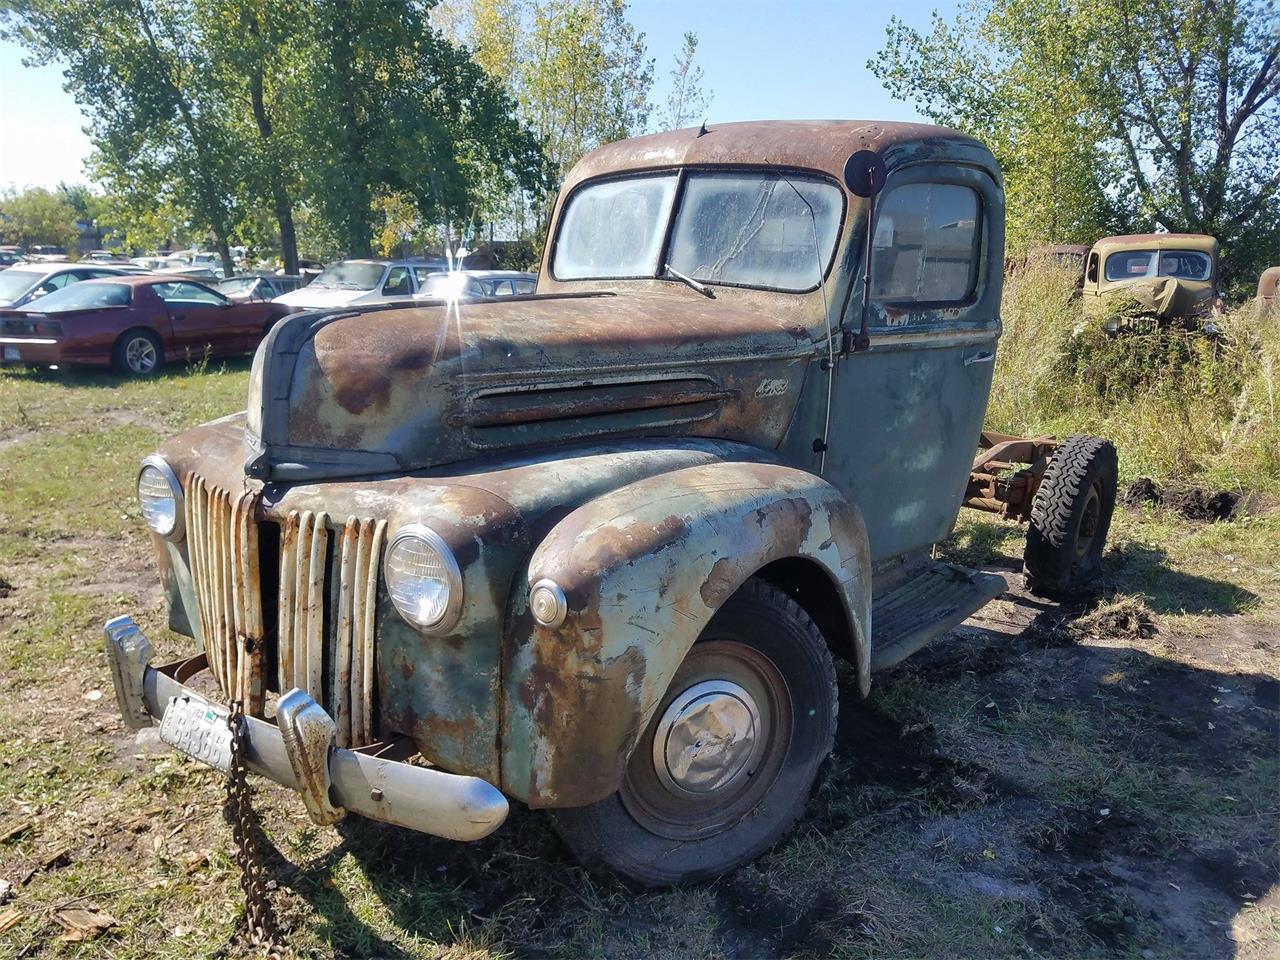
0, 257, 537, 378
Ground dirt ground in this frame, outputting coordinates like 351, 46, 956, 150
0, 364, 1277, 959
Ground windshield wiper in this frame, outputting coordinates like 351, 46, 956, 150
663, 264, 715, 299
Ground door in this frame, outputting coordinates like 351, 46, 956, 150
824, 169, 1002, 563
153, 281, 248, 357
381, 265, 412, 300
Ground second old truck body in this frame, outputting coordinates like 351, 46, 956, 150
107, 120, 1118, 885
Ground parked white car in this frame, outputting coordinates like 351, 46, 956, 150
415, 270, 537, 299
0, 262, 131, 309
272, 259, 444, 310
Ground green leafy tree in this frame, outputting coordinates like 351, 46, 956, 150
872, 0, 1279, 284
0, 186, 78, 250
656, 32, 712, 131
3, 0, 245, 273
445, 0, 655, 234
289, 0, 546, 258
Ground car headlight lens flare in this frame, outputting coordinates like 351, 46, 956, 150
384, 525, 462, 632
137, 457, 183, 540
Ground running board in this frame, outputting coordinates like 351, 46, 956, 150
870, 560, 1009, 671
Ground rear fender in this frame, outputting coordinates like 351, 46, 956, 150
502, 460, 871, 807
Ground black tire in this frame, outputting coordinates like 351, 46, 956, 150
1024, 434, 1118, 597
550, 578, 838, 887
111, 329, 163, 377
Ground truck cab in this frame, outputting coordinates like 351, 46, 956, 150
1082, 232, 1219, 326
105, 121, 1116, 886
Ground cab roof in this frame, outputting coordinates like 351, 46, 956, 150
561, 119, 994, 194
1091, 233, 1218, 256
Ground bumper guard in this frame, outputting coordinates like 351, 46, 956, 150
103, 615, 509, 842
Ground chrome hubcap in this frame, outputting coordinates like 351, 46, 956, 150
126, 337, 156, 373
652, 680, 763, 796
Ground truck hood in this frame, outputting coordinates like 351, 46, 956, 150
1097, 276, 1214, 320
246, 289, 817, 480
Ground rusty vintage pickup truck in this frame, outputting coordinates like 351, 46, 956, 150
105, 120, 1117, 886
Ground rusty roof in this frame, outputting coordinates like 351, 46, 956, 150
1091, 233, 1218, 254
562, 120, 989, 191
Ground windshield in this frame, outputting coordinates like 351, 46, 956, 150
21, 281, 131, 312
0, 269, 40, 301
310, 261, 385, 290
1105, 249, 1212, 282
553, 171, 843, 292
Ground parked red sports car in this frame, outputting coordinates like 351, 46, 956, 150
0, 275, 297, 377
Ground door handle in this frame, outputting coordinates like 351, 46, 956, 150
172, 313, 185, 321
964, 350, 995, 366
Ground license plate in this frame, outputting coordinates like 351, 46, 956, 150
158, 694, 233, 774
2, 346, 19, 361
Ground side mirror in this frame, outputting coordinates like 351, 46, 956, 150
842, 150, 888, 354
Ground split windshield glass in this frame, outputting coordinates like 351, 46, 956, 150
553, 170, 843, 292
1105, 249, 1212, 282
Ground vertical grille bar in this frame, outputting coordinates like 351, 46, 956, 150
305, 512, 329, 702
182, 474, 265, 713
355, 519, 387, 745
275, 510, 383, 747
333, 520, 358, 746
277, 511, 299, 694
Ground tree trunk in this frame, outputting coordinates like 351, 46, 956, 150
274, 187, 299, 275
215, 235, 233, 277
245, 20, 299, 275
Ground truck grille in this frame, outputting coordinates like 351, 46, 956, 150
183, 475, 386, 747
276, 510, 387, 747
184, 476, 266, 714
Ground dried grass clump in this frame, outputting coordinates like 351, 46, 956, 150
1069, 595, 1161, 643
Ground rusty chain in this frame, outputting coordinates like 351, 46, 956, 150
225, 700, 287, 959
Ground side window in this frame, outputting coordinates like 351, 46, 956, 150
1086, 253, 1099, 284
412, 266, 434, 288
871, 183, 981, 305
154, 281, 226, 305
382, 267, 411, 296
44, 272, 75, 291
515, 279, 535, 294
490, 280, 516, 296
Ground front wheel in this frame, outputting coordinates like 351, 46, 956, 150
551, 578, 838, 887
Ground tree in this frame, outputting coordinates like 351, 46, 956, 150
872, 0, 1280, 284
4, 0, 245, 274
656, 32, 712, 131
0, 187, 78, 250
3, 0, 546, 268
446, 0, 655, 228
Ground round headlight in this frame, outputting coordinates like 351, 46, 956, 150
137, 455, 183, 540
384, 524, 463, 633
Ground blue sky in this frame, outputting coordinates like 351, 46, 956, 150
0, 0, 956, 191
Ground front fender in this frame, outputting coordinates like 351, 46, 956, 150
501, 460, 871, 807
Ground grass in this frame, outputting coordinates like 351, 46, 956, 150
990, 265, 1280, 492
0, 293, 1277, 959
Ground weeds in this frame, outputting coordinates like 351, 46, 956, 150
991, 266, 1280, 491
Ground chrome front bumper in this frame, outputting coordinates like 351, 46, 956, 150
103, 615, 509, 842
